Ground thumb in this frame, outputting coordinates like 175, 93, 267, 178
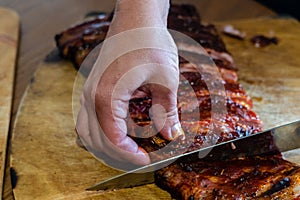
150, 83, 185, 141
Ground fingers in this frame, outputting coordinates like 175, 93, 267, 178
93, 103, 151, 166
150, 83, 185, 141
144, 49, 184, 141
93, 61, 152, 166
95, 118, 151, 166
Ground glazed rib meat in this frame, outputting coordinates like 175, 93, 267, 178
128, 57, 262, 162
55, 13, 112, 69
55, 3, 300, 200
156, 154, 300, 200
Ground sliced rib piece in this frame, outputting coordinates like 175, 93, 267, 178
155, 154, 300, 200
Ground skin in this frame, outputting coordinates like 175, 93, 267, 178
76, 0, 184, 167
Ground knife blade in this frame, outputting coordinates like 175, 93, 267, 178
87, 119, 300, 191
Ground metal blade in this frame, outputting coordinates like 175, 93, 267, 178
87, 119, 300, 191
87, 171, 155, 191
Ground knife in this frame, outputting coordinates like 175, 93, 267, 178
87, 119, 300, 191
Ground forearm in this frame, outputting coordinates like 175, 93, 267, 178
108, 0, 170, 35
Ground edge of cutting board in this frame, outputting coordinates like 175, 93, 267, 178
0, 6, 20, 199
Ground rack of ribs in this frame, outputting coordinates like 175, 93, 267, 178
55, 3, 300, 200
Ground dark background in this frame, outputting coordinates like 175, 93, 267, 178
255, 0, 299, 20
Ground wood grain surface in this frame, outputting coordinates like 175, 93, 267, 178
10, 18, 300, 200
0, 7, 19, 198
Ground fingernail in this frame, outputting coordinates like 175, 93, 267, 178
171, 123, 185, 140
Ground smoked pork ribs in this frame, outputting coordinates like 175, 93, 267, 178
156, 154, 300, 200
55, 3, 300, 200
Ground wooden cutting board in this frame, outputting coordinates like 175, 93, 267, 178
11, 18, 300, 199
0, 7, 19, 198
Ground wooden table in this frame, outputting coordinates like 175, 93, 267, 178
0, 0, 276, 199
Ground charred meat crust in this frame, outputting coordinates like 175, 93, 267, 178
155, 154, 300, 200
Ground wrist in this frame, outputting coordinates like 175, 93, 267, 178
113, 0, 170, 29
116, 0, 169, 16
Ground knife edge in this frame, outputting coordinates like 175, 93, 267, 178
87, 171, 155, 191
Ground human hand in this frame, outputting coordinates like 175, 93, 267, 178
76, 0, 184, 168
